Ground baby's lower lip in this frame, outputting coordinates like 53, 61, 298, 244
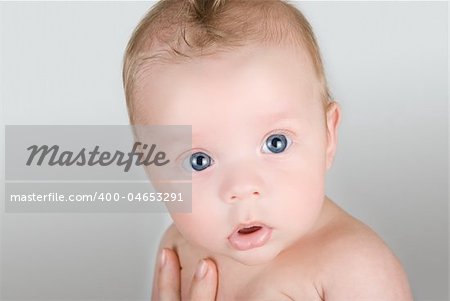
228, 224, 272, 251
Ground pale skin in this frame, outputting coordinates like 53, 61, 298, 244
133, 43, 414, 300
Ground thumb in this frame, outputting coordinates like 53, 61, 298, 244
189, 259, 218, 300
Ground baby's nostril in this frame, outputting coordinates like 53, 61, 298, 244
238, 226, 262, 234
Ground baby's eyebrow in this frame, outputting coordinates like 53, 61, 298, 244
191, 132, 205, 140
269, 116, 299, 123
190, 116, 301, 139
262, 114, 301, 126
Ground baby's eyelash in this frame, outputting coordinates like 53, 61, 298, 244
261, 129, 295, 153
176, 148, 214, 173
263, 129, 297, 142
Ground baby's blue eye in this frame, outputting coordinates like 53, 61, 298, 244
262, 134, 291, 154
185, 151, 213, 171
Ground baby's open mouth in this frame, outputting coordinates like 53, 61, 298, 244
228, 223, 272, 251
238, 225, 262, 234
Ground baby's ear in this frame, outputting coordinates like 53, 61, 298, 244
325, 101, 341, 170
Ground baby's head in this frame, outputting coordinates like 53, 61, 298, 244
123, 0, 341, 265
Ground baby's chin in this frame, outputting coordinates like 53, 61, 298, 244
220, 244, 283, 266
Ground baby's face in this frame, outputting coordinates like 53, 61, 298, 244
135, 44, 339, 265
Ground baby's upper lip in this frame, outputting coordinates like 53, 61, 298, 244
228, 221, 271, 238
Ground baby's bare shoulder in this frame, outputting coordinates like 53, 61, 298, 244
272, 203, 413, 300
313, 213, 413, 300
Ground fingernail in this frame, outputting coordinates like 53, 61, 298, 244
160, 249, 167, 268
195, 259, 208, 280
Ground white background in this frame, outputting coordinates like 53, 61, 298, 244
1, 2, 448, 300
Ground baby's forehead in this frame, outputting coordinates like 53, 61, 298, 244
132, 44, 324, 127
136, 43, 318, 100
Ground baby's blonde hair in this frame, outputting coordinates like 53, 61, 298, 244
123, 0, 333, 123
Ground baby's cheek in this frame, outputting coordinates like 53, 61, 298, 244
171, 204, 225, 247
276, 174, 324, 223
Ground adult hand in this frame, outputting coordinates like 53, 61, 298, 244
157, 248, 218, 301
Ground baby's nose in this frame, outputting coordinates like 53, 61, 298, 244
223, 184, 261, 203
218, 159, 264, 203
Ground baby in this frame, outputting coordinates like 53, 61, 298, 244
122, 0, 413, 300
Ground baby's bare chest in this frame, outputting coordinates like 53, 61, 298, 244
179, 254, 323, 301
219, 273, 324, 301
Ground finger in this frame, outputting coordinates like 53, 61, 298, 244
189, 258, 218, 300
157, 248, 181, 301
